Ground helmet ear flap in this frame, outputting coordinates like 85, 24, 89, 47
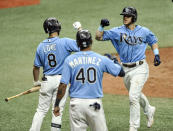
56, 21, 61, 34
46, 21, 53, 34
132, 13, 137, 23
132, 16, 136, 23
44, 27, 49, 33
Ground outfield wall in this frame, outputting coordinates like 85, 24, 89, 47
0, 0, 40, 8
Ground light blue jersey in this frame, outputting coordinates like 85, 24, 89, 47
103, 25, 158, 63
34, 37, 79, 75
60, 51, 121, 98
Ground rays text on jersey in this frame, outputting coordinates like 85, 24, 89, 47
120, 33, 143, 45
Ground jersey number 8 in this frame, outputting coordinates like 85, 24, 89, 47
48, 54, 57, 67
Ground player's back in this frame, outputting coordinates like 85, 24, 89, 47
34, 37, 79, 75
61, 51, 121, 99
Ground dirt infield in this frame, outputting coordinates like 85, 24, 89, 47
0, 0, 40, 8
103, 48, 173, 98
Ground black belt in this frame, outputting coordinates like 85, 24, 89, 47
122, 61, 144, 68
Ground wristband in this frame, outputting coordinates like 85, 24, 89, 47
55, 99, 60, 107
153, 48, 159, 55
98, 26, 104, 32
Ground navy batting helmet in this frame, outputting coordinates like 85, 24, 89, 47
43, 17, 61, 34
76, 30, 92, 49
120, 7, 137, 22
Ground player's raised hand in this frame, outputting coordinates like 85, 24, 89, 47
73, 21, 82, 31
104, 53, 119, 64
154, 55, 161, 66
100, 19, 110, 27
54, 106, 60, 117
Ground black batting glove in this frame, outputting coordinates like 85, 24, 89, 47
154, 55, 161, 66
100, 19, 110, 27
118, 67, 125, 77
104, 53, 119, 65
104, 53, 125, 77
104, 53, 112, 59
90, 102, 101, 111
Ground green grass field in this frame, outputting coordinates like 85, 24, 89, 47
1, 94, 173, 131
0, 0, 173, 130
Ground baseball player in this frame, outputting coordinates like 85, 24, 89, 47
53, 30, 125, 131
30, 17, 79, 131
95, 7, 161, 131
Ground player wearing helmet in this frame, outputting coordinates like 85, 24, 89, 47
95, 7, 161, 131
53, 30, 125, 131
30, 17, 79, 131
120, 7, 137, 23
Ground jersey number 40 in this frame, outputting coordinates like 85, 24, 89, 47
76, 67, 96, 84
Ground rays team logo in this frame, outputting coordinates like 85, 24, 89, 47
120, 33, 143, 45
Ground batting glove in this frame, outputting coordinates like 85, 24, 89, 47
33, 81, 41, 87
100, 19, 110, 27
104, 53, 119, 64
90, 102, 101, 111
104, 53, 125, 77
154, 55, 161, 66
73, 21, 82, 30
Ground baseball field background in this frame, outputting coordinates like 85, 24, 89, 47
0, 0, 173, 131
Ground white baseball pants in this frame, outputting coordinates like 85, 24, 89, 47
69, 98, 108, 131
29, 75, 69, 131
123, 60, 152, 129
